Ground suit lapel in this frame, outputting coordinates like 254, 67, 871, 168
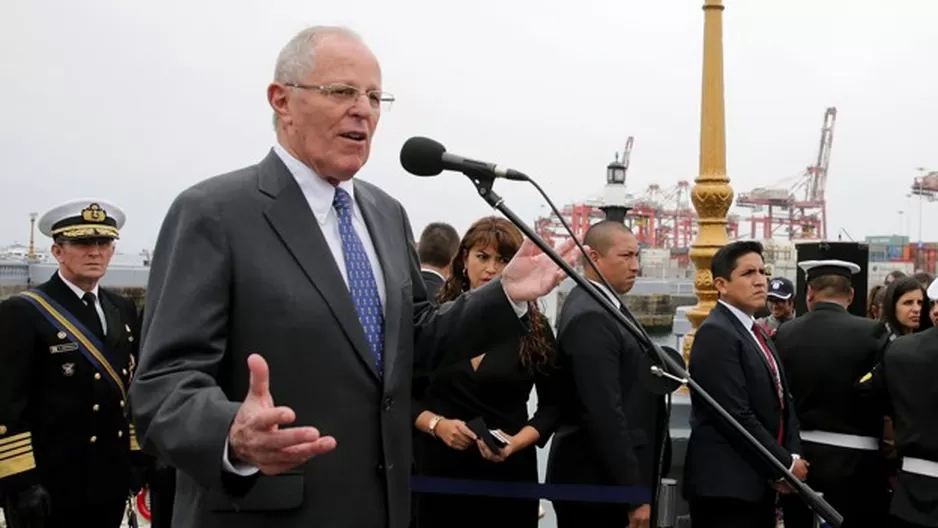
258, 151, 378, 380
354, 182, 403, 385
716, 303, 777, 384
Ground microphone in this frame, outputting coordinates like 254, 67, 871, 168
400, 136, 529, 182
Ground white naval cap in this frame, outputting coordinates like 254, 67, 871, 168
798, 259, 861, 282
37, 198, 126, 241
928, 277, 938, 301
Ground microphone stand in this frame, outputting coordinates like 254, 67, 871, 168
463, 171, 844, 527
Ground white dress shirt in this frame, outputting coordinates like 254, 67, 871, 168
589, 279, 621, 310
718, 299, 760, 351
223, 144, 526, 475
273, 143, 387, 308
58, 271, 107, 335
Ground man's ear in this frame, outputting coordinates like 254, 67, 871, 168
713, 276, 727, 297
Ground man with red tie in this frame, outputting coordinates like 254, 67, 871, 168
683, 241, 808, 528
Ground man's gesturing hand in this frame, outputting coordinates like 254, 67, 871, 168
501, 238, 587, 303
228, 354, 337, 475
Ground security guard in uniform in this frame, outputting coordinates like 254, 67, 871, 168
774, 259, 891, 527
0, 199, 149, 527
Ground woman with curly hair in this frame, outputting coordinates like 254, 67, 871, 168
412, 216, 563, 528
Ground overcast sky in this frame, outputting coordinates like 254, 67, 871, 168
2, 0, 936, 255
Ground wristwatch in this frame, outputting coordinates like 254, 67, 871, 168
428, 415, 444, 438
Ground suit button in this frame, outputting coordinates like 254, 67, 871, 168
92, 404, 100, 412
118, 430, 123, 438
90, 436, 97, 443
122, 369, 128, 376
383, 398, 393, 411
376, 463, 385, 474
0, 425, 6, 435
94, 373, 102, 380
120, 400, 125, 408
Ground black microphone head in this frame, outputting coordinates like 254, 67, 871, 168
400, 136, 446, 177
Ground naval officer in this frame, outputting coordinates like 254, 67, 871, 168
0, 199, 149, 528
863, 278, 938, 528
775, 259, 891, 527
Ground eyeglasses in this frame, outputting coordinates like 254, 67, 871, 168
285, 82, 395, 111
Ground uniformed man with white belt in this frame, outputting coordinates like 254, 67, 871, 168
865, 277, 938, 528
774, 259, 891, 527
0, 199, 149, 527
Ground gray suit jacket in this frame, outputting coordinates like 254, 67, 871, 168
128, 150, 525, 528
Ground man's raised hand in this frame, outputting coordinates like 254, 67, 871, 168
501, 237, 587, 303
228, 354, 336, 475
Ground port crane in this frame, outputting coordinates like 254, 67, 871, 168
736, 107, 836, 240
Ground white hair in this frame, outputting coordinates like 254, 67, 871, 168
271, 26, 365, 128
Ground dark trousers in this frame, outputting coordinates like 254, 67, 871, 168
553, 500, 630, 528
3, 497, 124, 528
890, 516, 932, 528
50, 500, 125, 528
148, 466, 177, 528
689, 495, 777, 528
782, 480, 889, 528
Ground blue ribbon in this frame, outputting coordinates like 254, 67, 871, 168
19, 289, 126, 402
411, 476, 652, 504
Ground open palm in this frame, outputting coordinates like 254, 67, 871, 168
501, 238, 583, 302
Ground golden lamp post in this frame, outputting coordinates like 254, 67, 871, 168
683, 0, 734, 362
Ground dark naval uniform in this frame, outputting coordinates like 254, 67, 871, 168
0, 200, 148, 528
775, 260, 891, 527
863, 280, 938, 528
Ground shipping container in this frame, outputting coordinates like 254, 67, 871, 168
869, 244, 887, 262
887, 245, 904, 261
866, 235, 910, 246
868, 262, 915, 288
916, 248, 938, 274
641, 248, 670, 263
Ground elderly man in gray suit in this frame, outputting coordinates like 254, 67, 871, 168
128, 25, 581, 528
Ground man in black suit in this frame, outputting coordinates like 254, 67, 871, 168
547, 221, 670, 528
683, 240, 806, 528
775, 259, 891, 527
410, 221, 458, 528
0, 199, 148, 527
417, 222, 459, 301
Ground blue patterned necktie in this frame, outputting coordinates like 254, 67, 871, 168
333, 187, 385, 374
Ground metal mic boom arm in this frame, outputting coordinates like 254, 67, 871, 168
461, 171, 844, 528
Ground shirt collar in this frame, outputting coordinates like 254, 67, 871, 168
588, 280, 621, 309
719, 299, 755, 329
421, 268, 446, 281
58, 270, 99, 300
272, 142, 355, 225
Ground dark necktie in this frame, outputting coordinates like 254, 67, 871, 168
82, 292, 105, 339
333, 187, 385, 374
752, 322, 784, 443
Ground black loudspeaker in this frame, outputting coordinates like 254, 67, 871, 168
795, 241, 869, 317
